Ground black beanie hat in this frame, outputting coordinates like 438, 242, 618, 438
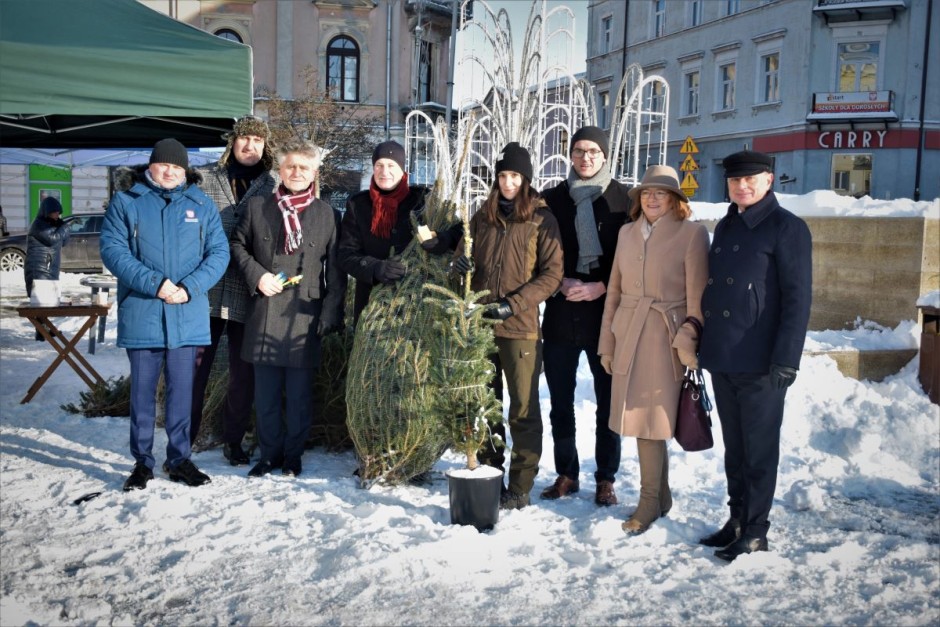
39, 196, 63, 217
570, 126, 609, 158
149, 138, 189, 170
495, 142, 533, 181
372, 141, 406, 170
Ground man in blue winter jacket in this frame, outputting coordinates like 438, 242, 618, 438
697, 150, 813, 561
100, 138, 229, 492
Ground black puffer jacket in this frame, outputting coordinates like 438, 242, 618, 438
25, 197, 70, 290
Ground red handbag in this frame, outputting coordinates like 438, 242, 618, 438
675, 367, 714, 452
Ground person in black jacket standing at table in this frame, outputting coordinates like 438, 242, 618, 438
698, 150, 813, 562
540, 126, 630, 507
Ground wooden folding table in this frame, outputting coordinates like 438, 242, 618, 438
16, 303, 111, 404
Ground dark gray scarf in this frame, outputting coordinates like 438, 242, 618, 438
566, 166, 611, 274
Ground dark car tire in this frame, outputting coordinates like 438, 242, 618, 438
0, 247, 25, 272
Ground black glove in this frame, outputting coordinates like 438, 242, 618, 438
374, 259, 406, 285
317, 317, 343, 338
451, 255, 474, 274
420, 234, 451, 255
770, 364, 798, 390
482, 300, 513, 321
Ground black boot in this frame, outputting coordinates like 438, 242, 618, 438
167, 459, 211, 487
223, 442, 250, 466
123, 462, 154, 491
715, 535, 768, 562
248, 460, 276, 478
699, 519, 742, 547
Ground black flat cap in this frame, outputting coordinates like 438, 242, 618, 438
722, 150, 773, 178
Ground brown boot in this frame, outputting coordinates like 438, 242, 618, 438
540, 475, 580, 499
595, 480, 618, 506
622, 438, 665, 535
660, 445, 672, 516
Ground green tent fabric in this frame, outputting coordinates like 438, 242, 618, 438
0, 0, 252, 148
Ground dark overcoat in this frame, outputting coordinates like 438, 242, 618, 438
699, 191, 813, 373
231, 194, 346, 369
337, 186, 430, 322
541, 178, 630, 346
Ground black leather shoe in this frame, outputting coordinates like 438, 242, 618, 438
223, 443, 250, 466
282, 458, 302, 477
123, 463, 153, 491
167, 459, 211, 487
699, 519, 742, 547
715, 535, 769, 562
248, 460, 276, 478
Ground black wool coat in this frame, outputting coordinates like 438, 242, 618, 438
231, 194, 347, 369
699, 191, 813, 373
541, 178, 631, 346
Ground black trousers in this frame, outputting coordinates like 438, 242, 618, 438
709, 371, 788, 539
543, 341, 621, 483
190, 316, 255, 446
253, 364, 314, 466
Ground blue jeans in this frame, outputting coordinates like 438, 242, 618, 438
127, 346, 197, 469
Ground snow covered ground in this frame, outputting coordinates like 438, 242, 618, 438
1, 188, 938, 625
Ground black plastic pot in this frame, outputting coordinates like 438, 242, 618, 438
446, 469, 502, 531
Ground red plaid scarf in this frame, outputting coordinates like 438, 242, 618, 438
369, 172, 410, 238
275, 183, 315, 255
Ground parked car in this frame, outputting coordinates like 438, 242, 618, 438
0, 214, 105, 273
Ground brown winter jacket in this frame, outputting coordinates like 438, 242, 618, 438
458, 206, 564, 341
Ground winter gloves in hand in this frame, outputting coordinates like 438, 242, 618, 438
677, 347, 698, 370
317, 316, 343, 338
374, 259, 406, 285
770, 364, 798, 389
482, 300, 513, 321
600, 355, 612, 375
451, 255, 474, 274
420, 232, 452, 255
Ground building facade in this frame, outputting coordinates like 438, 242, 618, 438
586, 0, 939, 202
143, 0, 458, 192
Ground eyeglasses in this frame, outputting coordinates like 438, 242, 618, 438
639, 190, 671, 200
572, 148, 603, 159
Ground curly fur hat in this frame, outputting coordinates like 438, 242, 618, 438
219, 115, 276, 171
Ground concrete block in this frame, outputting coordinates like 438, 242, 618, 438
807, 349, 919, 382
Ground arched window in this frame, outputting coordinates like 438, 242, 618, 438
215, 28, 243, 44
327, 36, 360, 102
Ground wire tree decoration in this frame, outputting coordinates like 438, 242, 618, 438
450, 0, 591, 198
608, 63, 670, 185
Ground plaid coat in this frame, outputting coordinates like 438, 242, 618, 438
197, 163, 277, 323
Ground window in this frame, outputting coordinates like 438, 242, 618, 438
726, 0, 740, 15
689, 0, 703, 27
214, 29, 243, 44
646, 81, 665, 113
683, 70, 700, 116
598, 91, 610, 129
760, 52, 780, 102
653, 0, 666, 38
327, 36, 359, 102
831, 154, 872, 197
719, 63, 736, 110
417, 40, 433, 102
602, 16, 612, 53
838, 42, 879, 92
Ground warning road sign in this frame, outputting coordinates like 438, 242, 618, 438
680, 172, 699, 198
680, 154, 699, 172
680, 136, 699, 154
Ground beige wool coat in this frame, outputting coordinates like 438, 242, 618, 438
598, 213, 710, 440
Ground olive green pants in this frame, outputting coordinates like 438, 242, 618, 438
478, 337, 543, 494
